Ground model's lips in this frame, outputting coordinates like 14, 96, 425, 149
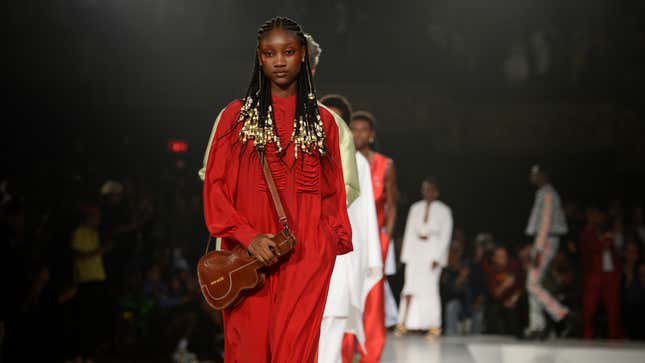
273, 71, 288, 77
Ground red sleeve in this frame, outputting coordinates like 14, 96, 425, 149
203, 100, 258, 248
319, 107, 353, 255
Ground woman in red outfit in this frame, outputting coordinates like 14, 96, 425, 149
580, 207, 622, 339
202, 17, 352, 362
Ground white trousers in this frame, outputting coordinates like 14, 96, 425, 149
527, 237, 568, 330
318, 317, 347, 363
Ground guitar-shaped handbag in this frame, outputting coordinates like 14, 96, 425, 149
197, 150, 297, 310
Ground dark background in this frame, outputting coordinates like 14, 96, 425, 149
6, 0, 645, 245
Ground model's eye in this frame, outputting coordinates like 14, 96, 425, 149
263, 51, 273, 57
285, 49, 295, 55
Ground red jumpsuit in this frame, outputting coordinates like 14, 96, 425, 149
343, 152, 391, 363
580, 226, 622, 339
203, 95, 352, 362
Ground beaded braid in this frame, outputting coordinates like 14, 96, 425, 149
237, 17, 326, 159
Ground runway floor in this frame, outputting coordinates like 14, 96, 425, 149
381, 334, 645, 363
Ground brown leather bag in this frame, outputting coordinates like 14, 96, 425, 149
197, 151, 297, 310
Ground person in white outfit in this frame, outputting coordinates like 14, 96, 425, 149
396, 177, 453, 339
318, 94, 383, 363
524, 165, 572, 340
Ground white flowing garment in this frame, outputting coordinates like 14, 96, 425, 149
398, 200, 453, 330
322, 152, 383, 345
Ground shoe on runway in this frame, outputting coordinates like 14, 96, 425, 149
522, 329, 548, 341
394, 323, 408, 337
559, 313, 577, 338
425, 327, 441, 341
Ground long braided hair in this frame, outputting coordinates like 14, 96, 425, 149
237, 17, 326, 159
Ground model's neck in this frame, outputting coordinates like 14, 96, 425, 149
359, 147, 372, 161
271, 82, 297, 99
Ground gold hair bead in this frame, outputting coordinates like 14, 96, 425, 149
238, 94, 327, 158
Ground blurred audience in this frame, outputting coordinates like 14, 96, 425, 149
622, 241, 645, 340
1, 150, 645, 363
632, 207, 645, 246
1, 163, 224, 363
482, 246, 526, 337
441, 240, 485, 335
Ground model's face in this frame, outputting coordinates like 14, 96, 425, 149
258, 28, 304, 90
350, 119, 373, 150
421, 181, 439, 202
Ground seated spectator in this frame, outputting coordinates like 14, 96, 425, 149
442, 242, 470, 335
580, 207, 622, 339
622, 240, 645, 340
158, 274, 188, 309
442, 241, 485, 335
632, 206, 645, 246
469, 251, 486, 335
116, 270, 155, 353
483, 246, 525, 336
143, 263, 168, 301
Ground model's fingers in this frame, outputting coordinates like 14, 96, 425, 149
261, 248, 274, 265
264, 245, 278, 265
264, 242, 277, 258
266, 238, 280, 256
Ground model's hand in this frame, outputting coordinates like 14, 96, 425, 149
248, 234, 277, 266
431, 261, 439, 270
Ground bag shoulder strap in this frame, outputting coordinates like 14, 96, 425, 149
203, 150, 290, 255
259, 150, 289, 230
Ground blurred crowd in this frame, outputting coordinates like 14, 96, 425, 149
437, 202, 645, 339
0, 158, 224, 363
1, 153, 644, 363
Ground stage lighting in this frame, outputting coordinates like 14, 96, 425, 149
168, 140, 188, 153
